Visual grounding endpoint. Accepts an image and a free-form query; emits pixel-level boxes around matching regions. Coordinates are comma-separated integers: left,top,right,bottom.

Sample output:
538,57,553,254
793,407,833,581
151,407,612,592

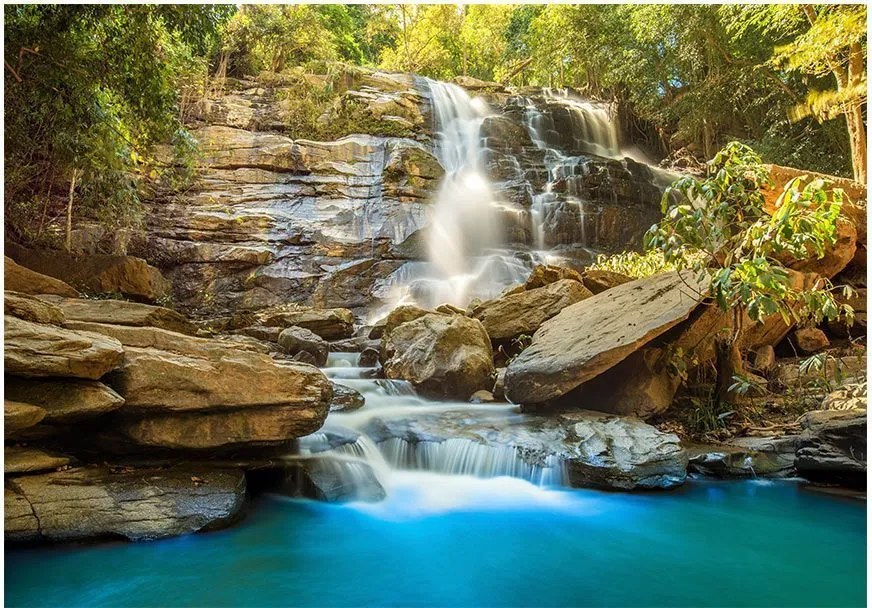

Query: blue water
5,476,866,608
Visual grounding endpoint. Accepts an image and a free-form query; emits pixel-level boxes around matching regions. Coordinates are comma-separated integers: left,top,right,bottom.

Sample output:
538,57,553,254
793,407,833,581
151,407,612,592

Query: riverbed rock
4,257,78,297
4,291,65,325
4,316,124,380
5,466,246,542
279,458,386,503
4,378,125,422
4,447,71,475
5,401,47,437
687,436,799,478
359,347,380,368
109,347,331,413
795,409,866,485
329,383,365,413
6,247,171,303
381,313,494,400
362,408,687,490
522,264,584,290
505,270,708,405
373,304,430,339
40,297,197,335
278,326,329,366
250,304,355,340
471,279,592,341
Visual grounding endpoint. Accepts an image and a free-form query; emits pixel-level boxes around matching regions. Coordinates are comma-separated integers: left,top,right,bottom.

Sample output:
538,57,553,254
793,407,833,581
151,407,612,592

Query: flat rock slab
796,409,866,484
4,316,124,380
4,401,47,437
4,257,78,297
4,378,124,422
5,466,246,543
505,270,708,404
5,447,71,475
39,297,197,335
5,291,65,325
361,407,687,490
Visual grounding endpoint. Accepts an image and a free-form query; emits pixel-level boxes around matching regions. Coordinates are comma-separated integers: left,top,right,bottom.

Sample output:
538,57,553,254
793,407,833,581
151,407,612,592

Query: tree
645,142,853,404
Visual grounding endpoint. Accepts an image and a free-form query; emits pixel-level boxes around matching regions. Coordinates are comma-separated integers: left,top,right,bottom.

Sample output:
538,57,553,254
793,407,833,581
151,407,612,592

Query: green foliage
4,4,232,244
645,141,851,327
588,249,690,279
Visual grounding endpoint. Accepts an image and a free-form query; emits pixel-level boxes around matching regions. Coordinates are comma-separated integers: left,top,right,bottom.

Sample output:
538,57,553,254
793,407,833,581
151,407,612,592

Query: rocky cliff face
133,68,666,319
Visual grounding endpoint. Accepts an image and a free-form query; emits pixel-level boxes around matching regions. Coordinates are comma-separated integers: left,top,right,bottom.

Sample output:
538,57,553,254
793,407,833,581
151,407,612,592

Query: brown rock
377,305,430,341
580,269,633,294
523,265,584,290
4,316,124,379
277,326,329,366
793,327,831,354
505,271,708,405
4,377,124,422
4,446,71,475
4,257,78,297
753,345,776,374
42,297,197,335
382,313,494,399
472,279,593,341
783,218,857,279
4,291,65,325
4,401,46,437
254,304,355,340
827,287,867,338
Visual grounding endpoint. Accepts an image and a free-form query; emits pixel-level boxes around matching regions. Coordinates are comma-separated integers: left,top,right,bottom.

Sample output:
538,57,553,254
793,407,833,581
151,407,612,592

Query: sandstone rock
435,303,466,315
381,313,494,400
793,327,830,354
278,326,329,366
292,351,319,365
5,466,246,542
469,390,495,404
7,247,170,302
580,269,633,294
375,304,430,340
827,287,867,338
492,368,507,400
119,404,329,451
557,348,680,418
4,447,71,475
784,218,857,279
109,347,331,413
254,304,355,340
523,264,584,290
4,401,46,437
795,409,866,485
4,257,78,297
4,291,64,325
330,383,365,413
753,345,776,374
687,436,798,478
4,316,124,380
233,325,283,343
41,297,197,335
506,271,708,405
773,355,866,388
4,378,124,422
363,408,687,490
471,279,592,341
359,347,380,368
821,382,866,412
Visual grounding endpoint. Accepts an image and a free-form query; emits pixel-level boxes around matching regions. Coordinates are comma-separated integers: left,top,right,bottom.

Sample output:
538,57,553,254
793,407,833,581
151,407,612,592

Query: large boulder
362,408,687,490
4,257,78,297
4,316,124,380
471,279,592,341
505,271,708,405
5,466,245,542
277,326,329,366
4,378,124,422
249,304,355,340
795,409,866,486
40,297,197,335
380,313,494,400
6,247,171,303
278,458,386,503
4,401,46,437
4,291,65,325
522,265,584,290
370,304,430,339
329,383,365,413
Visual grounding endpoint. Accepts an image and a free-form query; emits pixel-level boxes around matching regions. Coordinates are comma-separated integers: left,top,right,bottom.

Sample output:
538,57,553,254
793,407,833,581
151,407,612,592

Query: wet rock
5,378,124,422
687,436,798,478
363,408,687,490
4,291,65,325
279,458,386,503
506,270,708,405
4,257,78,297
41,297,197,335
795,409,866,485
278,326,329,366
5,401,47,437
793,327,830,354
330,384,365,413
5,316,124,380
4,447,71,475
492,368,507,400
6,247,170,303
471,279,592,341
359,347,380,368
580,269,633,294
381,313,494,400
292,351,319,365
5,466,246,542
470,390,495,403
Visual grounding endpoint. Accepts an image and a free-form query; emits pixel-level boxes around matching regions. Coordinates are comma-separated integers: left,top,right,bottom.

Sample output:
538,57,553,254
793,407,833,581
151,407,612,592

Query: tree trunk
65,169,79,253
714,335,743,407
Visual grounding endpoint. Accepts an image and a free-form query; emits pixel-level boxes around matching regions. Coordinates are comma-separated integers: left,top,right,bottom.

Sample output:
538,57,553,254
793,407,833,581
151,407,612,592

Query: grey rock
278,326,329,366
